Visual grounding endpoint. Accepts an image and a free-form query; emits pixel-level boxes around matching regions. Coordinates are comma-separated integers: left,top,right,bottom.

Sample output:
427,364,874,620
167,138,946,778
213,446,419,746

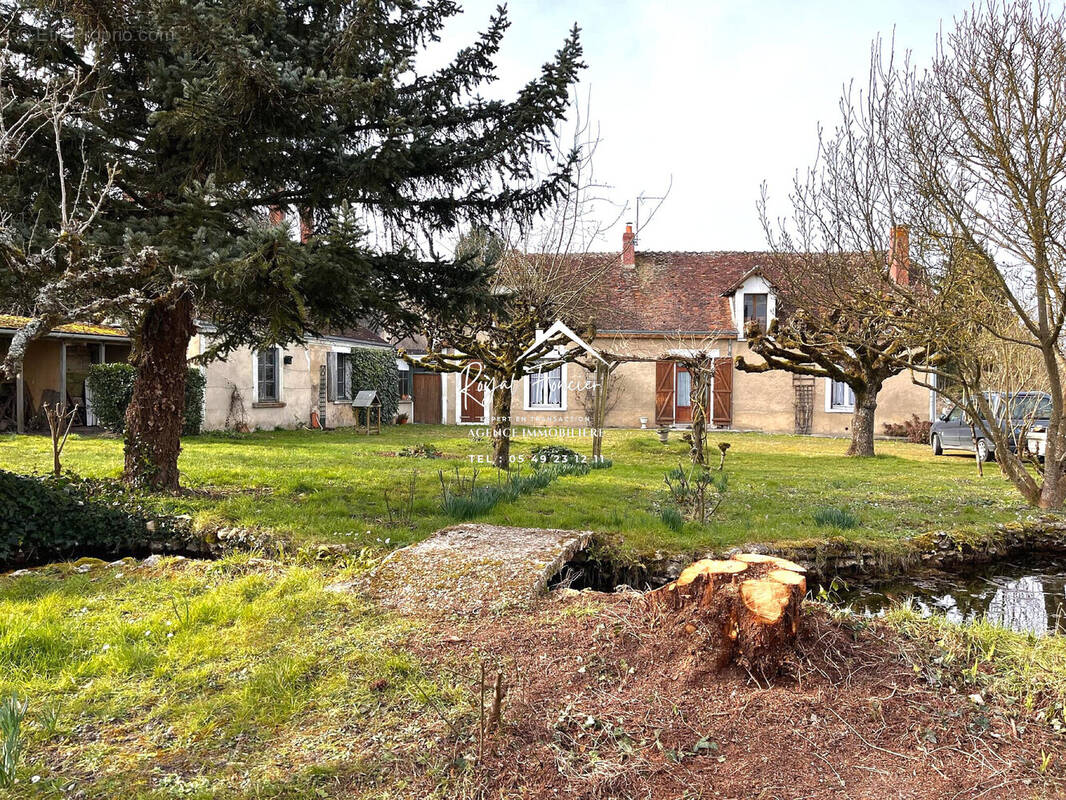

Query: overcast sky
429,0,979,252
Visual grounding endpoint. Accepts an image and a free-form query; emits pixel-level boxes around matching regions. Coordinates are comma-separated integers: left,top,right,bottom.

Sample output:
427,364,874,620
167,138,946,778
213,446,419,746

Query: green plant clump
86,364,206,435
813,506,860,529
0,693,26,788
0,471,172,565
659,506,684,532
398,442,443,459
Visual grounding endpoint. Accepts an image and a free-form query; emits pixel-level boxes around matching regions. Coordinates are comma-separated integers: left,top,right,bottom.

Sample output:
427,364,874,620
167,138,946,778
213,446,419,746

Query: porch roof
0,314,129,341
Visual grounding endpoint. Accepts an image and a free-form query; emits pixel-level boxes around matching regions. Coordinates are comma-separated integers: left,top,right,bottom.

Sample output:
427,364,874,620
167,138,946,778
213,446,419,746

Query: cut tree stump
645,553,807,677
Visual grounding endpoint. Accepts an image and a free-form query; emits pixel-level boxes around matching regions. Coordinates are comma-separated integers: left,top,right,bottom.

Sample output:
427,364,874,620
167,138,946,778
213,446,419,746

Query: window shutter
655,361,675,425
326,352,336,402
712,358,733,427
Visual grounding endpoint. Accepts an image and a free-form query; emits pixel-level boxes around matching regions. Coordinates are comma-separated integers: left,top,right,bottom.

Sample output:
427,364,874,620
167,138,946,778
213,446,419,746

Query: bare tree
740,61,925,456
409,100,625,468
887,2,1066,508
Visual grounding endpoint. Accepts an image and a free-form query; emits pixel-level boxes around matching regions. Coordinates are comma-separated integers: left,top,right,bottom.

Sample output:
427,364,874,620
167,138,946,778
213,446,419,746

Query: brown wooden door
460,364,485,423
674,365,692,423
412,373,442,424
655,361,675,425
712,358,733,427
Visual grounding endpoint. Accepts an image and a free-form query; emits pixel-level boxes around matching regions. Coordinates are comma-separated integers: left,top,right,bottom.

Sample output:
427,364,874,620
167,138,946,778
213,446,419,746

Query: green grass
0,554,468,798
0,426,1037,556
884,606,1066,732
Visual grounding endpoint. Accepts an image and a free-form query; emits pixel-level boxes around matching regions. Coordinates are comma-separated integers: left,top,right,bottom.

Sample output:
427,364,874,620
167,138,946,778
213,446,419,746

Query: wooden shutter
655,361,675,425
712,357,733,427
326,352,336,402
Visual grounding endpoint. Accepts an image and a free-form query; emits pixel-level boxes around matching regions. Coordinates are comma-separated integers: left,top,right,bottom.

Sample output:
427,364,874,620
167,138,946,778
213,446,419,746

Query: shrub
882,414,933,444
0,471,175,566
86,364,206,435
813,506,859,530
349,348,399,424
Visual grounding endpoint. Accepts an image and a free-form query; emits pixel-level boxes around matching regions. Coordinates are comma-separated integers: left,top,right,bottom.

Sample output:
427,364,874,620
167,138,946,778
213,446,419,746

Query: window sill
252,401,286,409
525,405,565,412
826,406,854,414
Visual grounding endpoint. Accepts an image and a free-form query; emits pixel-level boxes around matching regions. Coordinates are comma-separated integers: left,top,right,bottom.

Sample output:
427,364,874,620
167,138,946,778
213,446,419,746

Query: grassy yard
0,425,1038,557
1,556,1064,798
0,554,463,799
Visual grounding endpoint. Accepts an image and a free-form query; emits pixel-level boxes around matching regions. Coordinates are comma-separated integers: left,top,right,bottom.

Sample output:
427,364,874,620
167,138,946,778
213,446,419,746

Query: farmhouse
1,228,931,438
411,226,933,436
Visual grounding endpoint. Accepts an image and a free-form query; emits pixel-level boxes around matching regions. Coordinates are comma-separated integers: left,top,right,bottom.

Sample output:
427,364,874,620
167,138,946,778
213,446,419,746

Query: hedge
350,347,399,423
0,471,168,566
86,364,206,435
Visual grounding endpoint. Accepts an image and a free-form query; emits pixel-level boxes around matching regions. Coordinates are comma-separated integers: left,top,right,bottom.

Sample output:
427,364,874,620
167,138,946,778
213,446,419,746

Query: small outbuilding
352,390,382,434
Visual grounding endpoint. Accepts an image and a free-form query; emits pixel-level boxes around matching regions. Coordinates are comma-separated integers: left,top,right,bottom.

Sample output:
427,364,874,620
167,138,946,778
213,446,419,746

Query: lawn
0,425,1038,558
0,554,464,799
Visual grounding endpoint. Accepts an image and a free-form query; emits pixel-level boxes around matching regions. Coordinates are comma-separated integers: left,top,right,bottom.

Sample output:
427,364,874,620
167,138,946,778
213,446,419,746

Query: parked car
930,391,1052,462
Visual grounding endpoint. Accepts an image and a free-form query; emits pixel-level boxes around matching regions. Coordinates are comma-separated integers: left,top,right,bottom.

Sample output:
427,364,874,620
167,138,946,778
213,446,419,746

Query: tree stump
646,553,807,678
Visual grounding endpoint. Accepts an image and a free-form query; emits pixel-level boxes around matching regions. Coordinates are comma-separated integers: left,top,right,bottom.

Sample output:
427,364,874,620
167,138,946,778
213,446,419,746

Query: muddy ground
408,591,1065,800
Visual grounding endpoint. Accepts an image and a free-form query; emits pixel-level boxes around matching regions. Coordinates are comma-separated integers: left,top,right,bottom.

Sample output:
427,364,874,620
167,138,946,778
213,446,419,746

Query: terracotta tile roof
0,314,128,338
593,251,777,335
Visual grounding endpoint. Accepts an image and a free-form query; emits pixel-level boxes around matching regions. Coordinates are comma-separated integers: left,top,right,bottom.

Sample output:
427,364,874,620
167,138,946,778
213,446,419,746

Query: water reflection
834,556,1066,636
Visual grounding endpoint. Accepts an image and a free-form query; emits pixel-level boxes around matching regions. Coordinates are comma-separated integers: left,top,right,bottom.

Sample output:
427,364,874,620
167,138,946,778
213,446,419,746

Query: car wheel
976,439,991,463
931,434,943,456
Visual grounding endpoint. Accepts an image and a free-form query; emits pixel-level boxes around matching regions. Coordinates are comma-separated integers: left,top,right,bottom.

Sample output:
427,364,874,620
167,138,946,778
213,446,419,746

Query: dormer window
743,293,768,333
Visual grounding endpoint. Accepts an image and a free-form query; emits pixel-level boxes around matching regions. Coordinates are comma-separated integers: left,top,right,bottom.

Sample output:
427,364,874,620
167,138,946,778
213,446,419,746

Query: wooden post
59,342,67,408
15,369,24,434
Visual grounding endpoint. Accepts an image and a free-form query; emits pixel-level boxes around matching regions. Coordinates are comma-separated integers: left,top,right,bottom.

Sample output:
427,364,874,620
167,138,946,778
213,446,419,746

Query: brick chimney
268,206,284,226
889,224,910,286
299,208,313,244
621,222,635,266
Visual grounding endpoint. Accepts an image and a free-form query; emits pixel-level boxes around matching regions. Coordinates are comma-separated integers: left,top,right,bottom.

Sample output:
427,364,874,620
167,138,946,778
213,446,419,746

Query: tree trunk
688,360,712,466
1038,457,1066,510
123,293,195,490
846,386,878,457
491,384,512,470
591,362,609,461
646,553,807,678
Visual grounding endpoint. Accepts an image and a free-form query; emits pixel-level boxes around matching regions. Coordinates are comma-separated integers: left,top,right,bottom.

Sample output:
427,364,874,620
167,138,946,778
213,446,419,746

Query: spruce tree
0,0,583,488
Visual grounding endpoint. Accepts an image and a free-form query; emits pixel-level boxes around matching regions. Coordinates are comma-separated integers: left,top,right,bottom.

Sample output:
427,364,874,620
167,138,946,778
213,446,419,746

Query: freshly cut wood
648,559,748,613
646,552,808,677
730,553,807,574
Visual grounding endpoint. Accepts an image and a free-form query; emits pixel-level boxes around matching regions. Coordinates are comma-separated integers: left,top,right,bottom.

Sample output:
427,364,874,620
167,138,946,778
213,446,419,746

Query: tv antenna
633,179,672,243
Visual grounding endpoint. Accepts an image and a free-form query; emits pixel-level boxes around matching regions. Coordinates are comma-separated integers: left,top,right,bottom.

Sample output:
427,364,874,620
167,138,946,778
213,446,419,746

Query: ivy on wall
350,348,399,423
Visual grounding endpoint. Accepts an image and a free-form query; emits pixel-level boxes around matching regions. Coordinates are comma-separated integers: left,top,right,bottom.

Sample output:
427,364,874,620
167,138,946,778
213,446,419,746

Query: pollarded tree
410,228,615,469
739,38,927,458
0,0,584,489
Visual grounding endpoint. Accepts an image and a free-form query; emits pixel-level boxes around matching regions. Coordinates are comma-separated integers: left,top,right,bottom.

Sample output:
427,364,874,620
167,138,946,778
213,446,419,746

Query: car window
1008,395,1052,420
948,406,966,423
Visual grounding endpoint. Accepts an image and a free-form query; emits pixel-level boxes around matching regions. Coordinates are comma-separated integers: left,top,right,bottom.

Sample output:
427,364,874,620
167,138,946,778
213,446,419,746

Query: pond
832,554,1066,636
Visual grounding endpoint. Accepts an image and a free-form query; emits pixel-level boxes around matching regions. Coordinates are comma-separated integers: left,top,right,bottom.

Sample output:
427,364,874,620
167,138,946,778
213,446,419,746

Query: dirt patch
413,592,1064,800
351,524,592,615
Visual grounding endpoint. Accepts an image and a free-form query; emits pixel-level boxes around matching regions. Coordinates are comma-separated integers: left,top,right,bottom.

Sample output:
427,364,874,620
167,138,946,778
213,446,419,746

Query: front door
412,373,442,424
674,365,693,424
460,364,485,423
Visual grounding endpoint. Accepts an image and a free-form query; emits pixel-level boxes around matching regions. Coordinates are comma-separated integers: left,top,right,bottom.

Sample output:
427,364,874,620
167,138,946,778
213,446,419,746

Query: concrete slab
353,524,592,615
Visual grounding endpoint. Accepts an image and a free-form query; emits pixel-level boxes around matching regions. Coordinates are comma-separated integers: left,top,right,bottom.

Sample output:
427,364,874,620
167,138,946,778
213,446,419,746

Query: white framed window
336,353,352,401
825,378,855,412
327,350,353,403
525,363,566,410
253,349,279,403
